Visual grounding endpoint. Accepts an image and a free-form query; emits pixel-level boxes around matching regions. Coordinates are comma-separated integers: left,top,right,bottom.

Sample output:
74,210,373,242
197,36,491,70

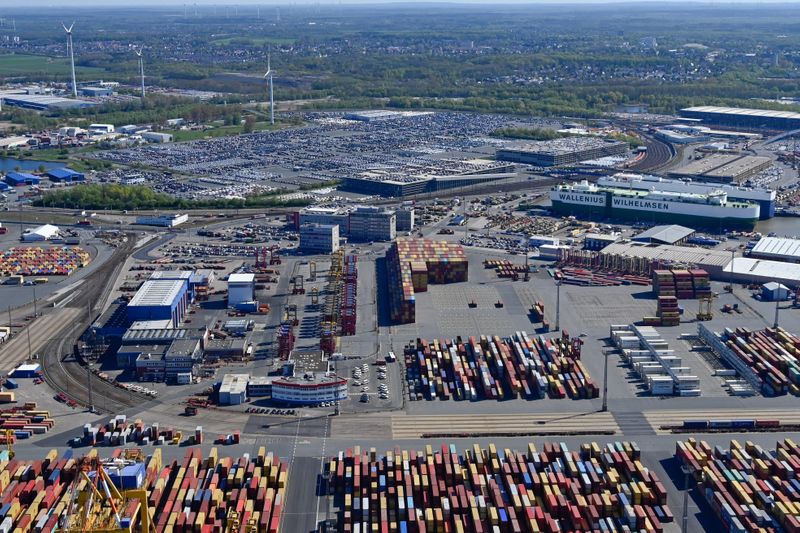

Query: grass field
0,54,104,76
164,122,275,142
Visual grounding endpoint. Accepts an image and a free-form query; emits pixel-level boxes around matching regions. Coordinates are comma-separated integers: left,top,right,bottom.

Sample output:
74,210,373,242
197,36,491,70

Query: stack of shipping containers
0,446,288,532
327,441,673,533
277,322,295,360
676,438,800,532
340,255,358,336
0,246,91,276
718,327,800,396
406,330,598,401
388,239,468,324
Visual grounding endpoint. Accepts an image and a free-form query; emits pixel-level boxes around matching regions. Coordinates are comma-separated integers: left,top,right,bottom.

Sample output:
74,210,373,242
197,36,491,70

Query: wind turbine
134,46,145,99
62,22,77,98
264,53,274,125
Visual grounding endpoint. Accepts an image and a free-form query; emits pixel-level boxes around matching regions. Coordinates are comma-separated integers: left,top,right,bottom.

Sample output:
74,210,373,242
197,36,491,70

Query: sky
14,0,800,5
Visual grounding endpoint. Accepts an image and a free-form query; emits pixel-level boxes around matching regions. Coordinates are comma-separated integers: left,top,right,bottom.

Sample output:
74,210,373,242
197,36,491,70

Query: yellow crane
4,429,14,459
61,457,153,533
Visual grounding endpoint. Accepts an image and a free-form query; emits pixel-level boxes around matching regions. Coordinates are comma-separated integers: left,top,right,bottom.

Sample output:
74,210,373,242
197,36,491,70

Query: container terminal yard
0,112,799,532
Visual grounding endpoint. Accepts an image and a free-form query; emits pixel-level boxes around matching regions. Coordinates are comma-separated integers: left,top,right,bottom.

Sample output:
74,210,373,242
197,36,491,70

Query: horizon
10,0,800,6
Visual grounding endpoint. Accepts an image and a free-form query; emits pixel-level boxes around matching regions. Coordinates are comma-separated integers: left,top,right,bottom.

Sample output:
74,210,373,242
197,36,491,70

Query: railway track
627,136,675,172
40,235,153,414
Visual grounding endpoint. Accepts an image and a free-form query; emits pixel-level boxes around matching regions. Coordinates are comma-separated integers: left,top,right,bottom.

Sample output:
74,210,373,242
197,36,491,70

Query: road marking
314,415,331,529
391,411,619,438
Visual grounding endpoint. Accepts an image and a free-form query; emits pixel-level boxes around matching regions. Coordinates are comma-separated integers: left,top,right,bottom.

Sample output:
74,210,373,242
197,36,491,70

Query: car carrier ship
597,172,776,219
550,180,760,229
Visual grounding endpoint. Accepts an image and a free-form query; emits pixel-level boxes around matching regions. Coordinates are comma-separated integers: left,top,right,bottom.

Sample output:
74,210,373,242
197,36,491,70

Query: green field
164,122,276,142
0,54,104,77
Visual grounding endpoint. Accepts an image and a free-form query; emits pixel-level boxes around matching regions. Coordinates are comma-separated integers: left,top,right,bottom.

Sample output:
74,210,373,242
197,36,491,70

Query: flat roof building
127,279,189,327
584,233,620,251
680,106,800,130
5,172,40,187
496,138,628,167
396,207,415,232
227,273,255,307
667,154,772,184
299,224,340,254
219,373,249,405
135,213,188,227
1,94,96,111
349,206,396,242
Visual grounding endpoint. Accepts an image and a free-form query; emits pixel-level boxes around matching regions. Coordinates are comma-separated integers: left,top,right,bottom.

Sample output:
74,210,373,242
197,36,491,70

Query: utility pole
6,307,11,330
25,323,32,361
32,285,37,317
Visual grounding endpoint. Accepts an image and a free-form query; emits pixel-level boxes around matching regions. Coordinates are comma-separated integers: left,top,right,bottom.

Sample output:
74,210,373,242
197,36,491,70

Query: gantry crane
4,429,14,459
309,261,317,282
60,457,153,533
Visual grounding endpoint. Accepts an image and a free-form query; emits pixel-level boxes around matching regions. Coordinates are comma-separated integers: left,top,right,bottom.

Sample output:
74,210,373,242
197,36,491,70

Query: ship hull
550,194,758,230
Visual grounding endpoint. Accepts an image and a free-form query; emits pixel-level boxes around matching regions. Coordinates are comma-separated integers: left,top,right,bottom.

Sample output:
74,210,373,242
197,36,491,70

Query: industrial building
342,170,516,198
5,172,40,187
349,206,396,242
666,154,772,184
46,168,85,182
583,233,620,251
597,241,800,286
396,207,415,232
88,123,115,134
496,138,628,167
0,94,96,111
748,237,800,263
299,224,340,254
343,110,410,122
21,224,59,242
290,207,350,233
127,279,190,327
227,273,255,307
680,106,800,130
140,132,173,143
631,225,695,246
135,213,188,227
81,87,113,97
218,374,249,405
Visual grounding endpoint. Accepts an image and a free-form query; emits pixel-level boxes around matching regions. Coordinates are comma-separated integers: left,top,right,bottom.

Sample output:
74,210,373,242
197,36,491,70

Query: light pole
32,285,37,317
87,363,95,414
774,293,781,329
728,248,735,293
602,348,610,412
681,465,692,533
555,278,562,332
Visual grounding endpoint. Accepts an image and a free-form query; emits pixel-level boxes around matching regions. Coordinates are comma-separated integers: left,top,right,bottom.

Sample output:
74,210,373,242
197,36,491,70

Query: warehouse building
632,225,695,246
46,168,85,182
680,106,800,130
342,169,516,198
722,258,800,287
349,206,396,242
762,282,791,302
218,373,249,405
748,237,800,263
164,338,201,380
127,279,189,327
5,172,40,186
1,94,96,111
135,214,188,227
204,338,247,361
81,87,113,97
299,224,340,254
288,207,350,233
227,273,255,307
21,224,60,242
667,154,772,184
141,132,173,143
123,344,168,370
496,138,628,167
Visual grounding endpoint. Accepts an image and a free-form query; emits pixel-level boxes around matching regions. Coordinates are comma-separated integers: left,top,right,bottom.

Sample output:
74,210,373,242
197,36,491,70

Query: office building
299,224,340,254
349,207,396,242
